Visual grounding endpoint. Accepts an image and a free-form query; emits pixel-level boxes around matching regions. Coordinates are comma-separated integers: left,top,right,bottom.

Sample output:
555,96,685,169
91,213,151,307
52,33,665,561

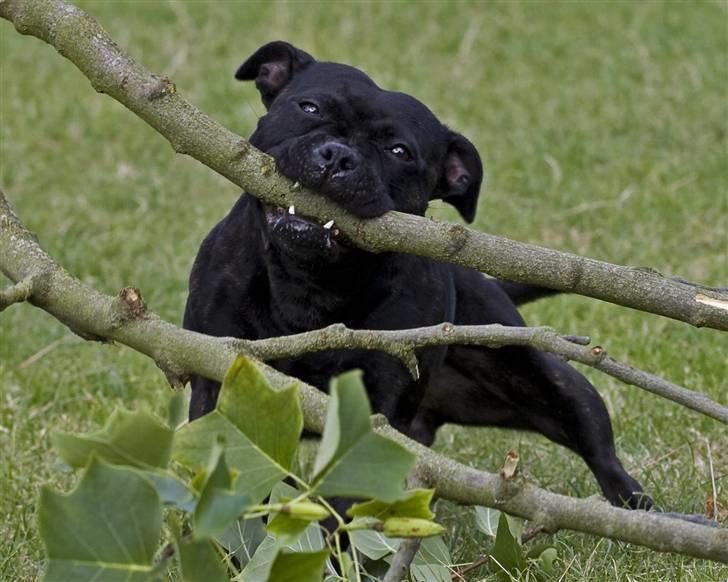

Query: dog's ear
433,132,483,223
235,41,315,108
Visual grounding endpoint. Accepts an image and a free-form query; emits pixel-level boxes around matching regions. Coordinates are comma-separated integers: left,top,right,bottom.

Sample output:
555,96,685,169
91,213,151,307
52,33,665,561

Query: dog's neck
265,249,383,332
262,231,385,334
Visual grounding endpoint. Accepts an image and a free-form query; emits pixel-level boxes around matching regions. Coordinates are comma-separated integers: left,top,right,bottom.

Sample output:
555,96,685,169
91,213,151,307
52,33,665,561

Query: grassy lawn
1,0,726,580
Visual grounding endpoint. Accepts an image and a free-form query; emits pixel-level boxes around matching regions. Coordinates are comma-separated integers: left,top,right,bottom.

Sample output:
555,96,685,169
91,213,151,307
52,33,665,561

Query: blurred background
1,1,726,579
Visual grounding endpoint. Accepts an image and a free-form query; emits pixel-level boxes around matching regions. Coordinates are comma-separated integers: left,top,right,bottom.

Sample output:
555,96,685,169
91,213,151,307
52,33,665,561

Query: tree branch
238,323,728,424
383,538,422,582
382,474,427,581
0,277,33,312
2,0,727,565
2,192,727,563
1,0,727,331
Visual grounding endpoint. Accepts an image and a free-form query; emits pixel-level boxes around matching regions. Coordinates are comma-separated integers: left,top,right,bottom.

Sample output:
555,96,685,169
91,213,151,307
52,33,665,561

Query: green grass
1,0,727,579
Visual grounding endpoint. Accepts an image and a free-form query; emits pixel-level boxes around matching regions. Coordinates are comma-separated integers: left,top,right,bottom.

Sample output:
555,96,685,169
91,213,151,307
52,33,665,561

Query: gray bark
1,0,727,565
1,190,727,562
240,323,728,424
1,0,727,331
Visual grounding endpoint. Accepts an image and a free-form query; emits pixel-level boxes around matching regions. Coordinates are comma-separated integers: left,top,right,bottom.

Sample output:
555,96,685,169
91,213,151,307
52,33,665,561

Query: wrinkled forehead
285,62,446,139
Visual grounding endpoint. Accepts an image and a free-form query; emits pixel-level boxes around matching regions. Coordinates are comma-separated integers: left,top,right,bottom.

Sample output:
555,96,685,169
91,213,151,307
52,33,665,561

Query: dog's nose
313,142,359,174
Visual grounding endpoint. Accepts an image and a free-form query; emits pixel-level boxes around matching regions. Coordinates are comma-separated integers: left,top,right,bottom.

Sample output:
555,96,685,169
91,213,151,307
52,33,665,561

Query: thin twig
521,524,546,544
456,555,489,577
382,474,427,582
2,0,727,331
1,191,727,562
706,440,718,522
235,323,728,425
383,539,422,582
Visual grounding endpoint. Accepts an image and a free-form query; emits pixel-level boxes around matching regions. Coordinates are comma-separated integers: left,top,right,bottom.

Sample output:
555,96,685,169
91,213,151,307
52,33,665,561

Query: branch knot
113,286,147,323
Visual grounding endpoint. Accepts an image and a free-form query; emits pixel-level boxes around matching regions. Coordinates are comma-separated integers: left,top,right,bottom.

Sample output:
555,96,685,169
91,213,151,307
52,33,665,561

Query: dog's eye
388,144,413,161
299,101,319,115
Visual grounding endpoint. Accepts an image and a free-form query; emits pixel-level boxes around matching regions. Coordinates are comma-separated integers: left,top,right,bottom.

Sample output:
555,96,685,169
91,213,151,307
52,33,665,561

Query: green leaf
194,441,251,539
311,371,415,501
238,517,326,581
177,539,228,582
174,356,302,503
269,480,300,504
167,390,187,429
337,552,355,581
216,517,267,569
51,408,194,511
267,550,329,582
349,531,451,581
352,557,392,581
52,409,173,470
527,544,559,577
503,513,524,541
410,536,452,582
39,458,162,582
218,356,302,469
349,528,400,560
314,370,371,475
236,535,280,582
142,470,196,511
473,506,501,537
266,482,328,541
489,513,526,581
266,511,316,543
283,517,326,553
348,489,435,520
536,547,558,575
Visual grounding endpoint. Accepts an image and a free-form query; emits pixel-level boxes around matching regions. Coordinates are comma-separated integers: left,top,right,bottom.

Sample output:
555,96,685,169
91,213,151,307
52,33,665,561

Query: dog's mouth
263,204,345,258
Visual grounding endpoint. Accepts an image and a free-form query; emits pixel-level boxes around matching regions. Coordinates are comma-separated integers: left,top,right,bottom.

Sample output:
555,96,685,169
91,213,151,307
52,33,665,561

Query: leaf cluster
38,357,453,581
472,506,558,580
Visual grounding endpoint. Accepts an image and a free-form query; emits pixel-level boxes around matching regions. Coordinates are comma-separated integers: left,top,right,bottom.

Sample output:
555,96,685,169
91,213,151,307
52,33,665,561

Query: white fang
288,205,295,215
323,220,335,229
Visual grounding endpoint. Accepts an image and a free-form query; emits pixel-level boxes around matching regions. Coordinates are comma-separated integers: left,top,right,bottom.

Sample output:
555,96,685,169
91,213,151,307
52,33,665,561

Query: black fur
184,42,650,510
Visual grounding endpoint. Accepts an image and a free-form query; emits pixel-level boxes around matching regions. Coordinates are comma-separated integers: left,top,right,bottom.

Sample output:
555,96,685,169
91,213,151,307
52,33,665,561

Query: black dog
184,41,649,510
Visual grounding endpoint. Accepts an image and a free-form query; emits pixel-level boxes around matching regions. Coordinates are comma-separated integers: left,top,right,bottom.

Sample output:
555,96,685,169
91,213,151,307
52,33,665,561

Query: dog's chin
264,205,345,262
276,153,395,219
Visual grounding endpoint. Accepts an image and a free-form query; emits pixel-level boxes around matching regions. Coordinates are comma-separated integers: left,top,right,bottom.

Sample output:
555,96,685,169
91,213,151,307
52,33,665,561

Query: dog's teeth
323,220,335,230
288,205,295,215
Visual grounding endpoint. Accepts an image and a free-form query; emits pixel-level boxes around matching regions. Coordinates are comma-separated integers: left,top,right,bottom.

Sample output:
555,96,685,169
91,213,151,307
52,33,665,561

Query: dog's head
236,41,483,261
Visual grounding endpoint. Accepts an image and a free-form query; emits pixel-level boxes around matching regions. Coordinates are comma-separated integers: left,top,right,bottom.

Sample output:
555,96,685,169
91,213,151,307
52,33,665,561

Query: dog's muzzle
277,136,394,219
264,204,344,259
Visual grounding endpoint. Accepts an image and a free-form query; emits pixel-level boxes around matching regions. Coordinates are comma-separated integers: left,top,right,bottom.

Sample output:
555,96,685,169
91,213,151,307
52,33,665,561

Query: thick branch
1,0,727,331
238,323,728,424
2,193,727,563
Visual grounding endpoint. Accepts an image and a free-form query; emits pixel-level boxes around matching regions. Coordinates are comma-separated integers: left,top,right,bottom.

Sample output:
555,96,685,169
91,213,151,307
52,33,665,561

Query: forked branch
1,0,727,331
237,323,728,424
1,191,727,562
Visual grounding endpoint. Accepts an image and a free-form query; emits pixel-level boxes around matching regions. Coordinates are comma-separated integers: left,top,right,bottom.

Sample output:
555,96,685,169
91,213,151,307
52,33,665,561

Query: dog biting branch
237,323,728,424
2,0,728,571
1,189,727,563
2,0,727,332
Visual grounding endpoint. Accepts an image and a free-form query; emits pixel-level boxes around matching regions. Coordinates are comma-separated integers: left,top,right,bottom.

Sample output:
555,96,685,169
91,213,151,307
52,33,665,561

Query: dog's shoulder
184,195,265,332
449,265,527,327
